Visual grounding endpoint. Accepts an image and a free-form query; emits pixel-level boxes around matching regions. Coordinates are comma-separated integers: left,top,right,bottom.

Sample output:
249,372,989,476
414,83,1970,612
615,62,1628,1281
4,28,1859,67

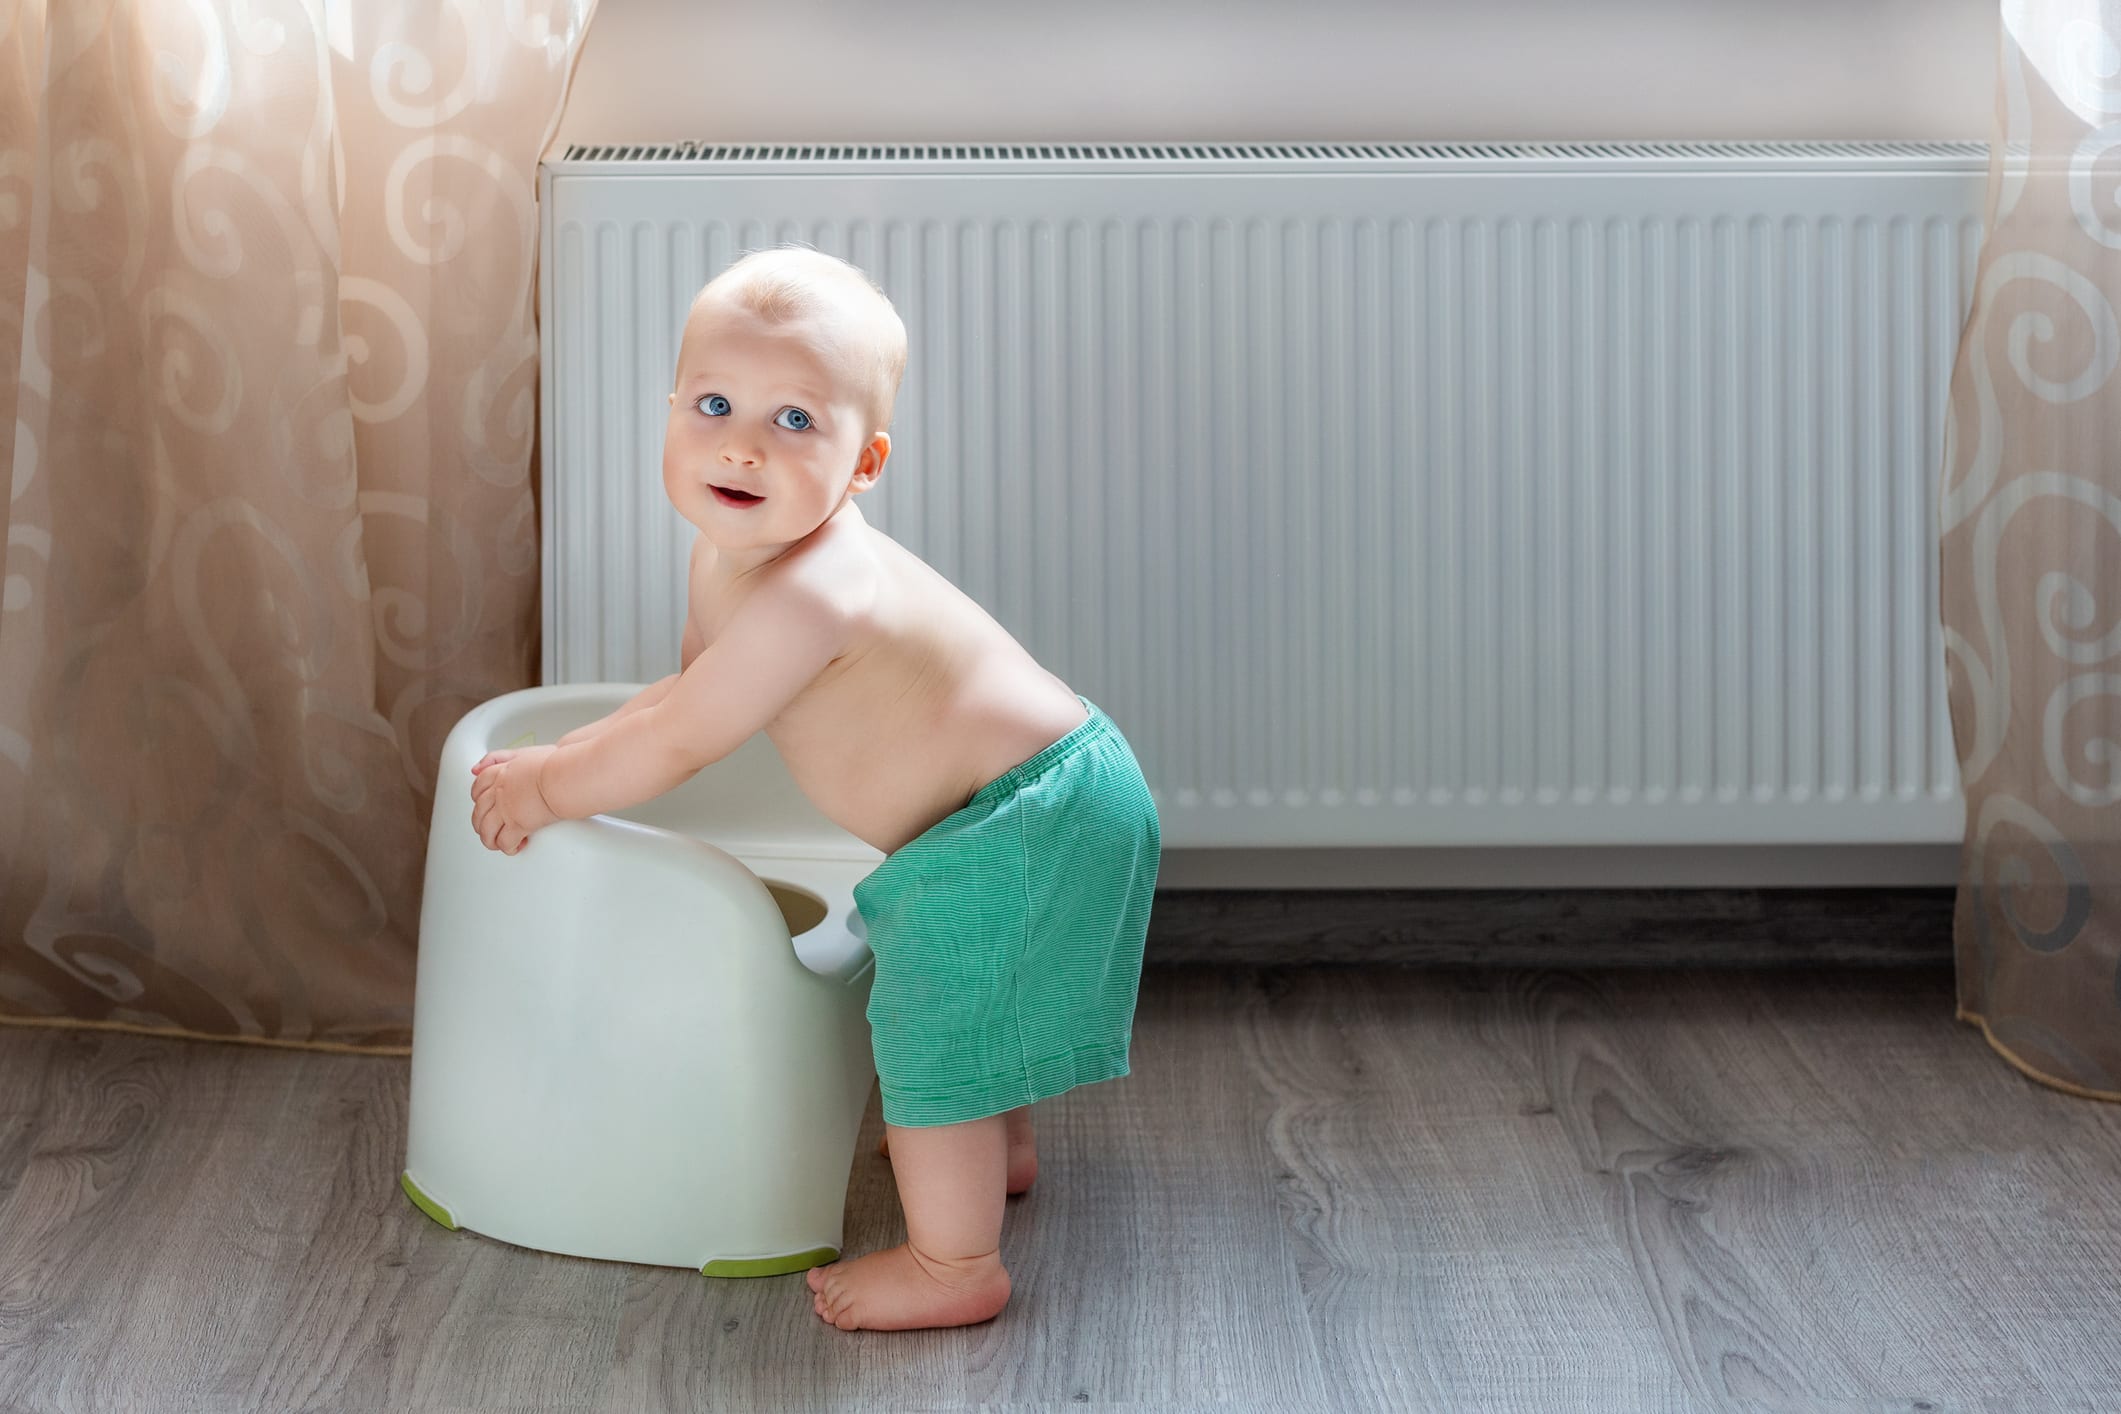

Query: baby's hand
469,744,561,854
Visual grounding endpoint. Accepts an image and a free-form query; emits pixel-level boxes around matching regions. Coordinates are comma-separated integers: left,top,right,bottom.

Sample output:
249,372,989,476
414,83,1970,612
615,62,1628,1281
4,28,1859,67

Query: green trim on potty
702,1247,838,1278
506,731,536,748
399,1171,458,1230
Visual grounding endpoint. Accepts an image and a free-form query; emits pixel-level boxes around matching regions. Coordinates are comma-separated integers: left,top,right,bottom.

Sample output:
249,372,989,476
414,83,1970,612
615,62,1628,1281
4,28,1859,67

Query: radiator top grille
554,139,1987,171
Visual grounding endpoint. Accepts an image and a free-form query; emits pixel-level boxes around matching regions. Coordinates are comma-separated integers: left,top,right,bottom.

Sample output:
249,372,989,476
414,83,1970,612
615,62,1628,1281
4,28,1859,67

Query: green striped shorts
852,697,1161,1128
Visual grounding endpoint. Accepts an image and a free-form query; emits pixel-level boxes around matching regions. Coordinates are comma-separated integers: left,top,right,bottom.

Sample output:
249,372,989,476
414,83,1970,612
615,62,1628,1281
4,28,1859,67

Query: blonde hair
690,245,908,436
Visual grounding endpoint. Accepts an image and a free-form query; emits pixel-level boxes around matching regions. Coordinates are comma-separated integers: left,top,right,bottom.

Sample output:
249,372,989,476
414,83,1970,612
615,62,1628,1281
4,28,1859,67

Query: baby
467,245,1160,1331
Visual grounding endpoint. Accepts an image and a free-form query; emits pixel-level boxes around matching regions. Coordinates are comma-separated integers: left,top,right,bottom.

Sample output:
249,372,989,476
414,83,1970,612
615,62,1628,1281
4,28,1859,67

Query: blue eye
776,407,812,431
697,394,730,416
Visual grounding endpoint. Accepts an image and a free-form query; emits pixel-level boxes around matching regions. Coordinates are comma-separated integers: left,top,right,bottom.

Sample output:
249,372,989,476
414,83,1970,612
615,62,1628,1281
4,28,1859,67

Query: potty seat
401,684,881,1276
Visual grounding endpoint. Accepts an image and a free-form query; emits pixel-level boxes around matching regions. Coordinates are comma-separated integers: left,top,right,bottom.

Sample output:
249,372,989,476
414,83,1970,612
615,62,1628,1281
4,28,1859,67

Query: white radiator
538,140,1986,850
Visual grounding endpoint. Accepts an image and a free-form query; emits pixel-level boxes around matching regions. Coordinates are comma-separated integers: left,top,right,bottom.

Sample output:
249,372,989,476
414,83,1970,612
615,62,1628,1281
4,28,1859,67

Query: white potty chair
401,683,883,1277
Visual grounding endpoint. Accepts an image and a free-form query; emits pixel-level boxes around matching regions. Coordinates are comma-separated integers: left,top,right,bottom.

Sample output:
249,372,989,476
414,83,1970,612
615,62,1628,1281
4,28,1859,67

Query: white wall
557,0,1997,151
554,0,1987,889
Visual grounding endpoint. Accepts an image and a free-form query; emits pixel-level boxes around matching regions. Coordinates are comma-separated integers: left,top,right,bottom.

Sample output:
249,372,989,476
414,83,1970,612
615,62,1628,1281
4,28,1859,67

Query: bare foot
805,1244,1010,1331
879,1119,1037,1194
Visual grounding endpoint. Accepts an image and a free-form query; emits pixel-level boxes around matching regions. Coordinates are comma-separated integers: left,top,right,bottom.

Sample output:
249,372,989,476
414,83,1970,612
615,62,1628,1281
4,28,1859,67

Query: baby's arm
555,675,676,746
553,610,708,746
535,573,852,821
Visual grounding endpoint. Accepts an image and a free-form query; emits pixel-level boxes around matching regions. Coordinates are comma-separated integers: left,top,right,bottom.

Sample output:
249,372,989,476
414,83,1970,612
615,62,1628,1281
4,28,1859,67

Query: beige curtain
0,1,596,1053
1944,0,2121,1099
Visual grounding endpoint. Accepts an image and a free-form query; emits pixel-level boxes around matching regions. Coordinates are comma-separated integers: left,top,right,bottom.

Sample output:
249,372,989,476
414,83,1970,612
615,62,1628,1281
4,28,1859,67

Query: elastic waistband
968,696,1117,810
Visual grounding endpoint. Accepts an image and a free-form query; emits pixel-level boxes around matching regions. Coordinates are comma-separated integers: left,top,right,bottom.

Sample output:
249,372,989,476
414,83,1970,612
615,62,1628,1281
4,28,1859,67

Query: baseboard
1144,887,1956,967
1152,844,1962,889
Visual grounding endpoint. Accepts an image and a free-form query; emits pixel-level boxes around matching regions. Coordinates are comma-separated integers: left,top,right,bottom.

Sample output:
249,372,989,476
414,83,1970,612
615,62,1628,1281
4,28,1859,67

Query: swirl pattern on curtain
0,0,596,1052
1944,0,2121,1099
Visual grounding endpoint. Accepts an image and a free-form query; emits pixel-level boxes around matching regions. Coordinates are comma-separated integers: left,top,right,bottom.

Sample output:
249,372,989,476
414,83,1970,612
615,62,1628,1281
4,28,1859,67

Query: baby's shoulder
770,513,887,619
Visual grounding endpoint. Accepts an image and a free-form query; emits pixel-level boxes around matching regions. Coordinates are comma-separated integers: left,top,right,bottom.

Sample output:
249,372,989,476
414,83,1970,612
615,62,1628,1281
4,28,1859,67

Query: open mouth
711,485,764,508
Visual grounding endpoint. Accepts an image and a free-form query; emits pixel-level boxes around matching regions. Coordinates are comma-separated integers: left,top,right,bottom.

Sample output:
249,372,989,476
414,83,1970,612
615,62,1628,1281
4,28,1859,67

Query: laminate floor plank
1743,971,2121,1410
3,963,2117,1414
1238,966,1699,1413
0,1032,344,1413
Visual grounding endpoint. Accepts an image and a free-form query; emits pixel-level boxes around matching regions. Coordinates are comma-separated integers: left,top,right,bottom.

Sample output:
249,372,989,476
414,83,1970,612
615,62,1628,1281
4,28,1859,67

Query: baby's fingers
471,749,519,775
473,795,507,851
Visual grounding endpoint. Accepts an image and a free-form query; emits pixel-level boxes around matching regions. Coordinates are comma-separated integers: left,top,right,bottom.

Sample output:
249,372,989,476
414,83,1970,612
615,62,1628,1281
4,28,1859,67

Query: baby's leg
809,1115,1012,1331
878,1103,1038,1193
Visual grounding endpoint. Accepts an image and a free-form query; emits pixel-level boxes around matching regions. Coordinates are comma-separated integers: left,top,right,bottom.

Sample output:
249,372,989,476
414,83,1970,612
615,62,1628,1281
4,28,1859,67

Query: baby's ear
667,392,676,406
859,432,891,484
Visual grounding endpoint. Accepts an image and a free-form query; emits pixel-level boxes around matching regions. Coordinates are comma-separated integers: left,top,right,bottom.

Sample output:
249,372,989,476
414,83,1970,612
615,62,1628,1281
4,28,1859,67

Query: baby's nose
721,443,762,467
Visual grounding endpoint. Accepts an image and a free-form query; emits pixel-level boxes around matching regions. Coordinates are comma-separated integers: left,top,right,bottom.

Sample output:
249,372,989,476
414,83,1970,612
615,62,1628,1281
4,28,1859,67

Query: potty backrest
608,730,878,863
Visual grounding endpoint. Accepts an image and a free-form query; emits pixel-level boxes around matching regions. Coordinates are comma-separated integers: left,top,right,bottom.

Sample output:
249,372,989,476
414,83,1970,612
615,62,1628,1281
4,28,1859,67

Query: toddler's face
663,297,885,553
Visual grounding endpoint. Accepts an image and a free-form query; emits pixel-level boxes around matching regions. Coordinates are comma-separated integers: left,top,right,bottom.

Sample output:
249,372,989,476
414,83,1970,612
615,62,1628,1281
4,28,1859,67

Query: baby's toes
806,1265,829,1294
815,1278,854,1324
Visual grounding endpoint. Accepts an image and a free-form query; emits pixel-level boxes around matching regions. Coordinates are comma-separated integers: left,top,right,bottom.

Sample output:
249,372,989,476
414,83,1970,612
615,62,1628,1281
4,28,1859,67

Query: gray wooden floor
2,962,2116,1413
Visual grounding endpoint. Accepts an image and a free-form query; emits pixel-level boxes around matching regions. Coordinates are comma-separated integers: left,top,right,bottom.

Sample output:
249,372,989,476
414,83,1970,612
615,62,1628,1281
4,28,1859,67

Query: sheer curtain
1943,0,2121,1098
0,0,596,1052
